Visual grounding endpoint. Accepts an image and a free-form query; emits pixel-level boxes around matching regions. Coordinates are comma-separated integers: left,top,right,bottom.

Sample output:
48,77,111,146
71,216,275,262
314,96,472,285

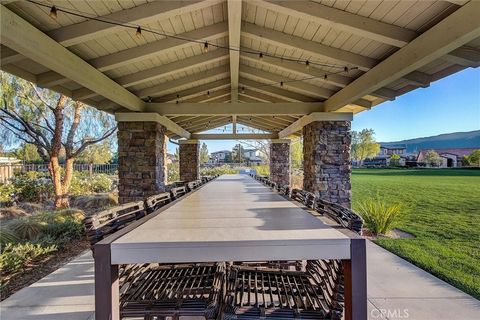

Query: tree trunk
49,156,69,209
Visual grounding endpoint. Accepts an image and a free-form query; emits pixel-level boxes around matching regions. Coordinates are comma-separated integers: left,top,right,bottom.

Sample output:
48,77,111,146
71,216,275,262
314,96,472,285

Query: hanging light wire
27,0,352,70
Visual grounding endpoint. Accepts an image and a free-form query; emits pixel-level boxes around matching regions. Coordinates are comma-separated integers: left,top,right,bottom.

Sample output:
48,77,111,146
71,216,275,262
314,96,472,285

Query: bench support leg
95,243,119,320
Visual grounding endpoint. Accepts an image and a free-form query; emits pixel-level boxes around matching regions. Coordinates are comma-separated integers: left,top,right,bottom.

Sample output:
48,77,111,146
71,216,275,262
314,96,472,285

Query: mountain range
381,130,480,153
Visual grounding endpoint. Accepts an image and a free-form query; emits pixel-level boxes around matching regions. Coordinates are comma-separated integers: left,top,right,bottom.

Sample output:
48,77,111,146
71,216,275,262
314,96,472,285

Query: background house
243,149,263,165
417,148,476,167
210,150,232,165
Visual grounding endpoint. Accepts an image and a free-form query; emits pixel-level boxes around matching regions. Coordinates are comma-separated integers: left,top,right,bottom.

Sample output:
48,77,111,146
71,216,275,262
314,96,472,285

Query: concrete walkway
1,242,479,320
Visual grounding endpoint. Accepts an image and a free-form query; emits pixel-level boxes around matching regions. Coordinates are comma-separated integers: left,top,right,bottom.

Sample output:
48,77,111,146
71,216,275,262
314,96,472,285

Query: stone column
179,140,200,182
117,122,166,204
303,121,352,208
269,139,291,187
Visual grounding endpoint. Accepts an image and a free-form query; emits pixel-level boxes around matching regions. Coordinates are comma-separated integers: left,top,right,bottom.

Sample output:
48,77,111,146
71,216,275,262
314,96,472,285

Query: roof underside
1,0,479,139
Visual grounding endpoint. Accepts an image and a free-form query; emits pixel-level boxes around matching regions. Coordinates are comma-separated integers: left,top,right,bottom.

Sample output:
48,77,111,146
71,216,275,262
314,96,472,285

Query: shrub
42,220,84,245
70,172,114,195
36,208,85,224
167,163,179,183
11,172,53,202
254,164,270,176
6,218,43,241
356,198,402,235
200,165,239,176
0,227,20,247
0,183,16,205
90,174,113,193
0,242,57,274
0,206,27,221
71,194,117,211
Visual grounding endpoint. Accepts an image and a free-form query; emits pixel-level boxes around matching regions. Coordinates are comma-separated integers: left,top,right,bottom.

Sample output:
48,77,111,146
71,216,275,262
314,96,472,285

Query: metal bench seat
83,201,146,247
291,189,316,209
119,263,225,319
145,192,172,214
223,261,344,320
315,199,363,234
170,186,188,200
276,184,290,197
187,180,202,191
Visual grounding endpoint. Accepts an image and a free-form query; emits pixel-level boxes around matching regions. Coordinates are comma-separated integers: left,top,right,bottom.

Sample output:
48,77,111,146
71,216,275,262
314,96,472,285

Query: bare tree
1,72,116,208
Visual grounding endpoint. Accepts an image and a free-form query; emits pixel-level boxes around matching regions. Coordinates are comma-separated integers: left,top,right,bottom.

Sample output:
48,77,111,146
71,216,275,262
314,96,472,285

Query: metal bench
145,192,172,214
120,262,225,320
315,199,363,234
170,186,188,200
83,201,146,247
223,261,344,320
187,180,202,191
291,189,316,209
277,184,291,197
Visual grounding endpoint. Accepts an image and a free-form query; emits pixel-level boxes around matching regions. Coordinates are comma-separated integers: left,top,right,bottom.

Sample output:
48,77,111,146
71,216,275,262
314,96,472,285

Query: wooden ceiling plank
136,65,230,98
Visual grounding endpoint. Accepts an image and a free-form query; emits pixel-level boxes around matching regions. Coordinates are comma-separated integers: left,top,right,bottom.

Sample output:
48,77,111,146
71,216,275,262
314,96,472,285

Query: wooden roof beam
239,77,317,102
242,22,376,71
324,0,480,112
279,112,353,138
258,0,416,48
48,0,223,47
227,0,242,102
135,65,230,99
152,78,230,103
144,102,325,115
115,113,190,139
191,133,278,140
0,6,144,112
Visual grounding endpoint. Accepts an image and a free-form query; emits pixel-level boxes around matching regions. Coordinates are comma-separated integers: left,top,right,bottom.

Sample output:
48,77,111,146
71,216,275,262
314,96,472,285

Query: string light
305,60,310,70
49,5,57,18
324,74,328,80
280,81,284,88
344,66,349,73
136,26,142,37
30,0,353,71
204,41,209,53
207,90,210,96
241,86,245,94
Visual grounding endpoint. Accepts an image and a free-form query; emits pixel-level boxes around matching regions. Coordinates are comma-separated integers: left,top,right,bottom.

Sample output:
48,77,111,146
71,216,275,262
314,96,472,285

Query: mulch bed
0,239,90,301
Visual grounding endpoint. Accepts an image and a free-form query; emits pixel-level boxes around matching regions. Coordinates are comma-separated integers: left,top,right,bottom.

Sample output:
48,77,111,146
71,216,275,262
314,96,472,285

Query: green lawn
351,168,480,299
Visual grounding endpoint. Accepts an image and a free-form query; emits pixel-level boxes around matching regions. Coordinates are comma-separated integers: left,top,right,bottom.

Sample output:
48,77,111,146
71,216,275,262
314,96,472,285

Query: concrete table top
111,174,351,264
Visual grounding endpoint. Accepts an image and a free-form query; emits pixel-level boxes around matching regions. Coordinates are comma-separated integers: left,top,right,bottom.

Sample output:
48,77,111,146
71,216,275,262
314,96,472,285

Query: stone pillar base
269,139,291,187
179,140,200,182
117,122,166,204
303,121,351,208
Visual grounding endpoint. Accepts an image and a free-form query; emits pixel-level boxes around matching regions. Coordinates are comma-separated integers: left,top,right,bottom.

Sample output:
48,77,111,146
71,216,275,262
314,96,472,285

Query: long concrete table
95,174,367,320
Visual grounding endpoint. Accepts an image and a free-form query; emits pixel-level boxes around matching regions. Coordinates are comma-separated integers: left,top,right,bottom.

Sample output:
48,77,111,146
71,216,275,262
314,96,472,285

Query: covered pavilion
1,0,479,205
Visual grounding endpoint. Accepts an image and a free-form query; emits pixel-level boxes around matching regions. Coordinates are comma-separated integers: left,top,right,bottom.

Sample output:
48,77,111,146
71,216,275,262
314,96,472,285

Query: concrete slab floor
1,242,479,320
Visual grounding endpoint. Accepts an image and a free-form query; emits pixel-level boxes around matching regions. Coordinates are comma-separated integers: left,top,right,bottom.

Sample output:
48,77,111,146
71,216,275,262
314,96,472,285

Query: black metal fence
0,163,118,184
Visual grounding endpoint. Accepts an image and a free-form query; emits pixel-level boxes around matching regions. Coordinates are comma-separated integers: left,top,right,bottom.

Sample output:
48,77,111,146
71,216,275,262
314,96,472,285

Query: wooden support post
343,237,367,320
94,243,119,320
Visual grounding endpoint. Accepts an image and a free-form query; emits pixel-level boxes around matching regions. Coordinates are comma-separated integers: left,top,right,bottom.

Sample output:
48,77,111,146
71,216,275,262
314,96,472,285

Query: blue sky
168,68,480,153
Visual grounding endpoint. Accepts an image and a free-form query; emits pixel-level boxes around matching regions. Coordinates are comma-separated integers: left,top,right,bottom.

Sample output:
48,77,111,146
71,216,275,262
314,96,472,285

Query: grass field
351,168,480,299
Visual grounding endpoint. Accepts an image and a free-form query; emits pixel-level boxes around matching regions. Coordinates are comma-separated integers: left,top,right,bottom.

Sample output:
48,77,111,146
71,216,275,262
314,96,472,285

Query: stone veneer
117,122,166,204
179,141,200,182
269,140,291,187
303,121,352,208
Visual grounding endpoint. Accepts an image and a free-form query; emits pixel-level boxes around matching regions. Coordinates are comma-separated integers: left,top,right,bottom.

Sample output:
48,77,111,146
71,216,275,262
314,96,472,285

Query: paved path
2,242,478,320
